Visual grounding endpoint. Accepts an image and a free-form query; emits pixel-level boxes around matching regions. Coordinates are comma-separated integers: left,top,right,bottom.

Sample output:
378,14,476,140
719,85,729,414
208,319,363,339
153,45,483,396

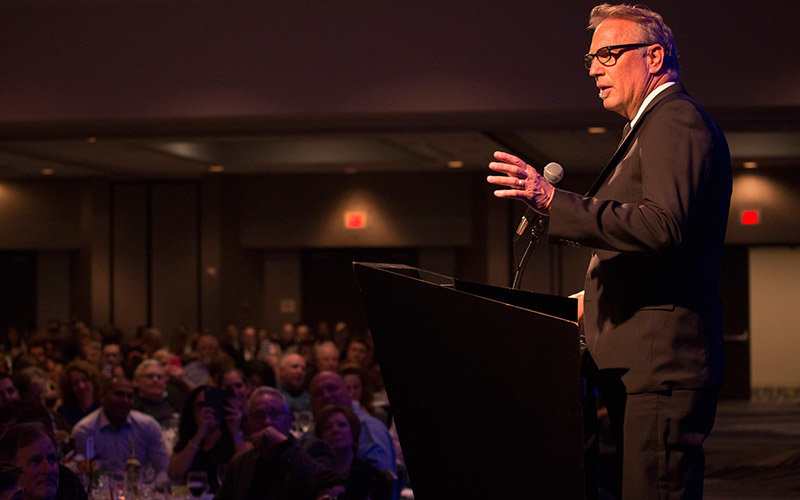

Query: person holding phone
167,385,246,492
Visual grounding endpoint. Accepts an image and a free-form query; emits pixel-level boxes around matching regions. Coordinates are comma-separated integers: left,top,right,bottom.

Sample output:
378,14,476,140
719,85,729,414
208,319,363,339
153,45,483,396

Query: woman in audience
167,385,246,493
56,360,102,428
315,405,393,500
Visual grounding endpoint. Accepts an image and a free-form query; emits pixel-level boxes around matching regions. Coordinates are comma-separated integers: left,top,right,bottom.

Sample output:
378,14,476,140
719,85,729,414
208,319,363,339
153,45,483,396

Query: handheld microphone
514,162,564,237
512,162,564,289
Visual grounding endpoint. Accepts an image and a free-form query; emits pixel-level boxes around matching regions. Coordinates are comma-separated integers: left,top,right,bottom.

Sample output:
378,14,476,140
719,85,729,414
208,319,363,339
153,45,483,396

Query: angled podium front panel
353,262,583,500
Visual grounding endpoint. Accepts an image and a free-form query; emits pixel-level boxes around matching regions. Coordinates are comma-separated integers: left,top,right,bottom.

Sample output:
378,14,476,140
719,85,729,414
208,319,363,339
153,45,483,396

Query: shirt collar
630,81,677,128
98,409,132,430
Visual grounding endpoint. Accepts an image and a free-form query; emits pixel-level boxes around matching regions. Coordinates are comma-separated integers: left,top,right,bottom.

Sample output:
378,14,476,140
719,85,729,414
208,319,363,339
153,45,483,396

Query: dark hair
174,385,230,453
59,360,103,409
0,400,53,433
314,404,361,452
0,422,54,463
242,359,276,388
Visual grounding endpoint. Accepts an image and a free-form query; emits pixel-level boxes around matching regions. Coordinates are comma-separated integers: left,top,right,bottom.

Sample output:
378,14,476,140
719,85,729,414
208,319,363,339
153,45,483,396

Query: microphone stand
511,209,549,290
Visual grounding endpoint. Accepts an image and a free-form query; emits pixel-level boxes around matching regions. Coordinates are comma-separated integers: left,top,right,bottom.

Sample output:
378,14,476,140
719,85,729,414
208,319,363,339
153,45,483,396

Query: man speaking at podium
488,4,732,499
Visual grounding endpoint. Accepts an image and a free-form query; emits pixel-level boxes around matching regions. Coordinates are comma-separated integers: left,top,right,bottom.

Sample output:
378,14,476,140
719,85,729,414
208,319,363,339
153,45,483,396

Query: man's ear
646,44,665,74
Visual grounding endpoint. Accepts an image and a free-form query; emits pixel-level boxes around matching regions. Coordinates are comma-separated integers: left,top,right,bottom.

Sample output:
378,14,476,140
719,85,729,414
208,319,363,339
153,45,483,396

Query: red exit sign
741,210,760,225
344,211,367,229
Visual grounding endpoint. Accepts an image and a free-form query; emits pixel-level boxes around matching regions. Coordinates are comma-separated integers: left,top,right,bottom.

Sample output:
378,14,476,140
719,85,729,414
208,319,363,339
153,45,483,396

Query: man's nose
587,57,604,77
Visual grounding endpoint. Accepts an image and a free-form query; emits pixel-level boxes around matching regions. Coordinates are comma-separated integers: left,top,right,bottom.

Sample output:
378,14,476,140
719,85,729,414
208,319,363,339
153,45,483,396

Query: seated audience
315,405,393,500
56,361,102,429
168,385,246,493
276,354,311,414
0,422,87,500
71,376,169,486
215,386,337,500
309,372,396,478
132,360,184,428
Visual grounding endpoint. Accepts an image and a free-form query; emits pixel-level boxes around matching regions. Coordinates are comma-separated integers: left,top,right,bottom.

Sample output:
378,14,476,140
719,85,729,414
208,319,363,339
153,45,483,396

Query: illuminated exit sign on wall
741,209,760,225
344,211,367,229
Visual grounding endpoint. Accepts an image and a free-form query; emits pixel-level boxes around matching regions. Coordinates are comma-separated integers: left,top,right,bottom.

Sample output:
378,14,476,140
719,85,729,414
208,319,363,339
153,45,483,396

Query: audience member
77,342,102,371
295,324,312,345
71,377,169,486
296,340,315,371
168,385,246,493
242,360,276,391
100,344,123,379
0,374,19,410
342,338,369,368
239,327,260,366
183,335,220,388
220,324,242,367
338,364,386,423
314,405,393,500
131,327,162,360
278,323,296,351
56,361,102,429
215,386,336,500
0,422,87,500
332,323,350,352
315,342,340,375
132,360,183,428
276,354,311,414
121,345,145,381
217,368,250,432
257,338,281,370
309,372,396,478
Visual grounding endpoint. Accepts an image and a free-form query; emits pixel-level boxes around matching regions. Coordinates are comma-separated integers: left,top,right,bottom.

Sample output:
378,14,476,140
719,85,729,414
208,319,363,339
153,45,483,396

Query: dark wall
2,1,797,125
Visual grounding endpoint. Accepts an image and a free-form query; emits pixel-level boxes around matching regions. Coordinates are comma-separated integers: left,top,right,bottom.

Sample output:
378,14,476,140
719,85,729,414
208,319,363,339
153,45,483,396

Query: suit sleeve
549,98,716,254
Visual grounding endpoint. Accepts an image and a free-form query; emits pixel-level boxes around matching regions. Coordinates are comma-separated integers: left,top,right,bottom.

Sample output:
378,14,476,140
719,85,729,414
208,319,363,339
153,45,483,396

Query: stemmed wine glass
186,471,208,499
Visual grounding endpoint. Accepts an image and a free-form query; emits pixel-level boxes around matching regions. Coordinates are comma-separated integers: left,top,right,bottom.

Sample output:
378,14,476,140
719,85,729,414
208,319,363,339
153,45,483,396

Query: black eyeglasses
583,43,651,70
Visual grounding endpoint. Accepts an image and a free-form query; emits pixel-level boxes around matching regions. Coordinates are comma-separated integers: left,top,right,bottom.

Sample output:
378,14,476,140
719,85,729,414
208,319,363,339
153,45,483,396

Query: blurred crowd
0,319,407,500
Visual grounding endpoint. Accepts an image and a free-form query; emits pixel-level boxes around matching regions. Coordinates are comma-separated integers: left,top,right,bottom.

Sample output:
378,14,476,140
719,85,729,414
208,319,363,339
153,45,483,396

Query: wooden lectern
353,262,585,500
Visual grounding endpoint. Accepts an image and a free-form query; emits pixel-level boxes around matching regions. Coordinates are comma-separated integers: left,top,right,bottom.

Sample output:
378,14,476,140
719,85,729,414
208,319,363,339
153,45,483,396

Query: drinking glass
186,471,208,499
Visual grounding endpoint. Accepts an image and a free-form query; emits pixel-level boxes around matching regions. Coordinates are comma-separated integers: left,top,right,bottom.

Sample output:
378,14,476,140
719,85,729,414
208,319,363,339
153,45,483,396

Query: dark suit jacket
215,435,336,500
549,83,732,394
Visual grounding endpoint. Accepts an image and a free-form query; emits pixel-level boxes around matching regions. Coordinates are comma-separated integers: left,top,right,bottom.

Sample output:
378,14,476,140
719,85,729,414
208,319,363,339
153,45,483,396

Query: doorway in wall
719,245,750,400
301,248,417,338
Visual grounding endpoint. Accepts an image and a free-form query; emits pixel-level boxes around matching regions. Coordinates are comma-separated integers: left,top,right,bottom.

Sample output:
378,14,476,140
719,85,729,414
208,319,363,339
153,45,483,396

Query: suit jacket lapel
584,83,687,197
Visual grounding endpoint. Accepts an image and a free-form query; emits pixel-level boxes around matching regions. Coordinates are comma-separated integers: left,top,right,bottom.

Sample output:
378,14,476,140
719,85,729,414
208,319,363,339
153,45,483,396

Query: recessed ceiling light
447,160,464,169
743,161,758,169
86,137,98,143
344,167,358,174
41,168,55,176
208,165,225,173
587,127,607,134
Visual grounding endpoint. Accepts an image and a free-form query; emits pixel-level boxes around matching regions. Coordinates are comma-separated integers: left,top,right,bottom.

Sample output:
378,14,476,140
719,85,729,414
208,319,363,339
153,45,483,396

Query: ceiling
2,2,797,181
1,120,798,181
